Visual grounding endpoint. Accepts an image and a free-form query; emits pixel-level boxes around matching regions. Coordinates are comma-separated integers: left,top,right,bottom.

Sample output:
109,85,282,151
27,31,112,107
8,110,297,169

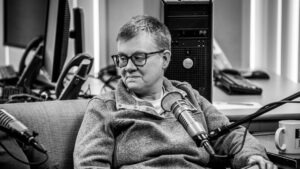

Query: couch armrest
0,99,89,169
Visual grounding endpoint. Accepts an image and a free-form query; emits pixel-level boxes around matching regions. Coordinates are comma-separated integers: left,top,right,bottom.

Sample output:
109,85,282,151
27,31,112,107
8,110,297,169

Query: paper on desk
213,101,262,110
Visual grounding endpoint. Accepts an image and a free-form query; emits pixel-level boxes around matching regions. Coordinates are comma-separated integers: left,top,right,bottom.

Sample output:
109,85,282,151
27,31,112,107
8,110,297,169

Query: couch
0,99,89,169
0,99,268,169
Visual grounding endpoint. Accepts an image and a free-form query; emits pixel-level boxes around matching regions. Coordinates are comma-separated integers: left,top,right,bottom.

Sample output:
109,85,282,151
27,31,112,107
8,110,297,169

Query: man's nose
124,59,137,71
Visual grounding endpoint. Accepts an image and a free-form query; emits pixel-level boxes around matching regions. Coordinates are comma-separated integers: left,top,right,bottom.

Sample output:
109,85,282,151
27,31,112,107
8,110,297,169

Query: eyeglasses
111,49,165,68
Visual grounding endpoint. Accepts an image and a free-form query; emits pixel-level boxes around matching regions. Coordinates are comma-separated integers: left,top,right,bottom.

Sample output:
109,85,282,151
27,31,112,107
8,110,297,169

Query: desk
213,73,300,132
255,134,300,169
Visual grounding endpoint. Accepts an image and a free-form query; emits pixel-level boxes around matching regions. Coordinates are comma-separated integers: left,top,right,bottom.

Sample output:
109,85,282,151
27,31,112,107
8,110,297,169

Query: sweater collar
115,77,187,110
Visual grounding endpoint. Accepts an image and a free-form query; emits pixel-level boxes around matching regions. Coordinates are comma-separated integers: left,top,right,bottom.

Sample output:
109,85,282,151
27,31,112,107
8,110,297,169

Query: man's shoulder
166,78,206,102
170,79,193,88
166,78,195,93
91,90,116,103
164,77,191,89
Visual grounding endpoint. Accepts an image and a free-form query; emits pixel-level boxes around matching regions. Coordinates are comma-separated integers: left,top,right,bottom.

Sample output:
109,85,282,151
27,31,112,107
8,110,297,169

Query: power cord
97,65,120,92
207,100,300,168
226,100,300,157
0,141,48,166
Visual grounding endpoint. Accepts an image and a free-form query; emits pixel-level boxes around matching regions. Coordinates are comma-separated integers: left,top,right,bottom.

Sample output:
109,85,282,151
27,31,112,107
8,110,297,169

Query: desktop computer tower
162,0,213,102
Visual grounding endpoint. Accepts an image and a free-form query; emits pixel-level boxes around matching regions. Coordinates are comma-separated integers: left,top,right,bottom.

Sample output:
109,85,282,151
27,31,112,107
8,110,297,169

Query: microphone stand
209,90,300,140
205,90,300,168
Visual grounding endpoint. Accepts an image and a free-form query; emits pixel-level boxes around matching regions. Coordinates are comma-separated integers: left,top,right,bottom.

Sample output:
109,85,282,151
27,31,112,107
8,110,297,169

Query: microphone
0,109,47,153
161,91,216,156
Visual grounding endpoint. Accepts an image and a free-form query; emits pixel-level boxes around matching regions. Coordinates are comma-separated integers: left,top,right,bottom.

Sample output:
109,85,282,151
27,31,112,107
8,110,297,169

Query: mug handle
275,127,286,151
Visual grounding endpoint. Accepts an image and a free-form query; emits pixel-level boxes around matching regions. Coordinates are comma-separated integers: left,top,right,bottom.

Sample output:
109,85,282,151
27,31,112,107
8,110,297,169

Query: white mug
274,120,300,154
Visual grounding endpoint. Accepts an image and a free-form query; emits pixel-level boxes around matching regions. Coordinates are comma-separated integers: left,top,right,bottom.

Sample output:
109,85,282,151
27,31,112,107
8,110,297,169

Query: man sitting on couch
73,15,277,169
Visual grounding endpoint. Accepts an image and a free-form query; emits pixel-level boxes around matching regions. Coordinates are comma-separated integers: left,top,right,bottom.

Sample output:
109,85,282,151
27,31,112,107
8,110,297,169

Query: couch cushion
0,99,88,169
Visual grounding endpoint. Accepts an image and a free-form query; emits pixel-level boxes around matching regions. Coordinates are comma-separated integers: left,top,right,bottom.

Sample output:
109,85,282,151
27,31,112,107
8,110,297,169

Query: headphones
18,36,44,76
55,53,93,98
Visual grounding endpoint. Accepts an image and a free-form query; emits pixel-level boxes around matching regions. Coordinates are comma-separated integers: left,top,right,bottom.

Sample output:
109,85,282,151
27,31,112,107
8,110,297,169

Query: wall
144,0,162,20
214,0,243,69
107,0,144,64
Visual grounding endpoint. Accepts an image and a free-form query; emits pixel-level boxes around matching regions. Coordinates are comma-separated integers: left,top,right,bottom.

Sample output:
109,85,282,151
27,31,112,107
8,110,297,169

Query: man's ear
162,50,171,69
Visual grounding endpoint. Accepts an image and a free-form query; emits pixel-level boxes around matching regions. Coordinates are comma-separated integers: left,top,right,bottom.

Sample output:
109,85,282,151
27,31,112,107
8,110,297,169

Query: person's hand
247,155,277,169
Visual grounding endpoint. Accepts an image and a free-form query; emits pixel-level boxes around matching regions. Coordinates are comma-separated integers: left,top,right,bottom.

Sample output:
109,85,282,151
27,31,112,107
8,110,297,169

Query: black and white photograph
0,0,300,169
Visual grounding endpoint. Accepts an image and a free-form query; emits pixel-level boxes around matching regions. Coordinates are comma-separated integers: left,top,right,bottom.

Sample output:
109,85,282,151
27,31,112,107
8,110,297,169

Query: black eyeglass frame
111,49,165,68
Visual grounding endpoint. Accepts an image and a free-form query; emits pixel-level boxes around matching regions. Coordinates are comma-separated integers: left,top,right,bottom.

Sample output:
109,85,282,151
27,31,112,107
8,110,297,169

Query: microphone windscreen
161,91,184,112
0,109,14,128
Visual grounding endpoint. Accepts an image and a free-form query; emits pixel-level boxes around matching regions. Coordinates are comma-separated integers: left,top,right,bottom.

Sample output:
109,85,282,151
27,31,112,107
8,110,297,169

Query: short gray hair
116,15,172,50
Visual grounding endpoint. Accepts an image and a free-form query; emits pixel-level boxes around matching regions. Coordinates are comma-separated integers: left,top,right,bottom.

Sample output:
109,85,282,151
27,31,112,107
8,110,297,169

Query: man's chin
125,82,141,91
127,86,140,92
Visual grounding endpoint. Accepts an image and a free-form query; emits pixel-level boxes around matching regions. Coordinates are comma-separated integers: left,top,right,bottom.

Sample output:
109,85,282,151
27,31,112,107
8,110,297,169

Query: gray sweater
73,78,267,169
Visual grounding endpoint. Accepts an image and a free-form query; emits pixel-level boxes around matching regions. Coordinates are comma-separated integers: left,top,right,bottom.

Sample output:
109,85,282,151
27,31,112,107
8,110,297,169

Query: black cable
229,120,251,157
7,94,44,103
225,100,300,158
99,75,117,90
0,141,48,166
78,84,95,99
98,65,120,91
